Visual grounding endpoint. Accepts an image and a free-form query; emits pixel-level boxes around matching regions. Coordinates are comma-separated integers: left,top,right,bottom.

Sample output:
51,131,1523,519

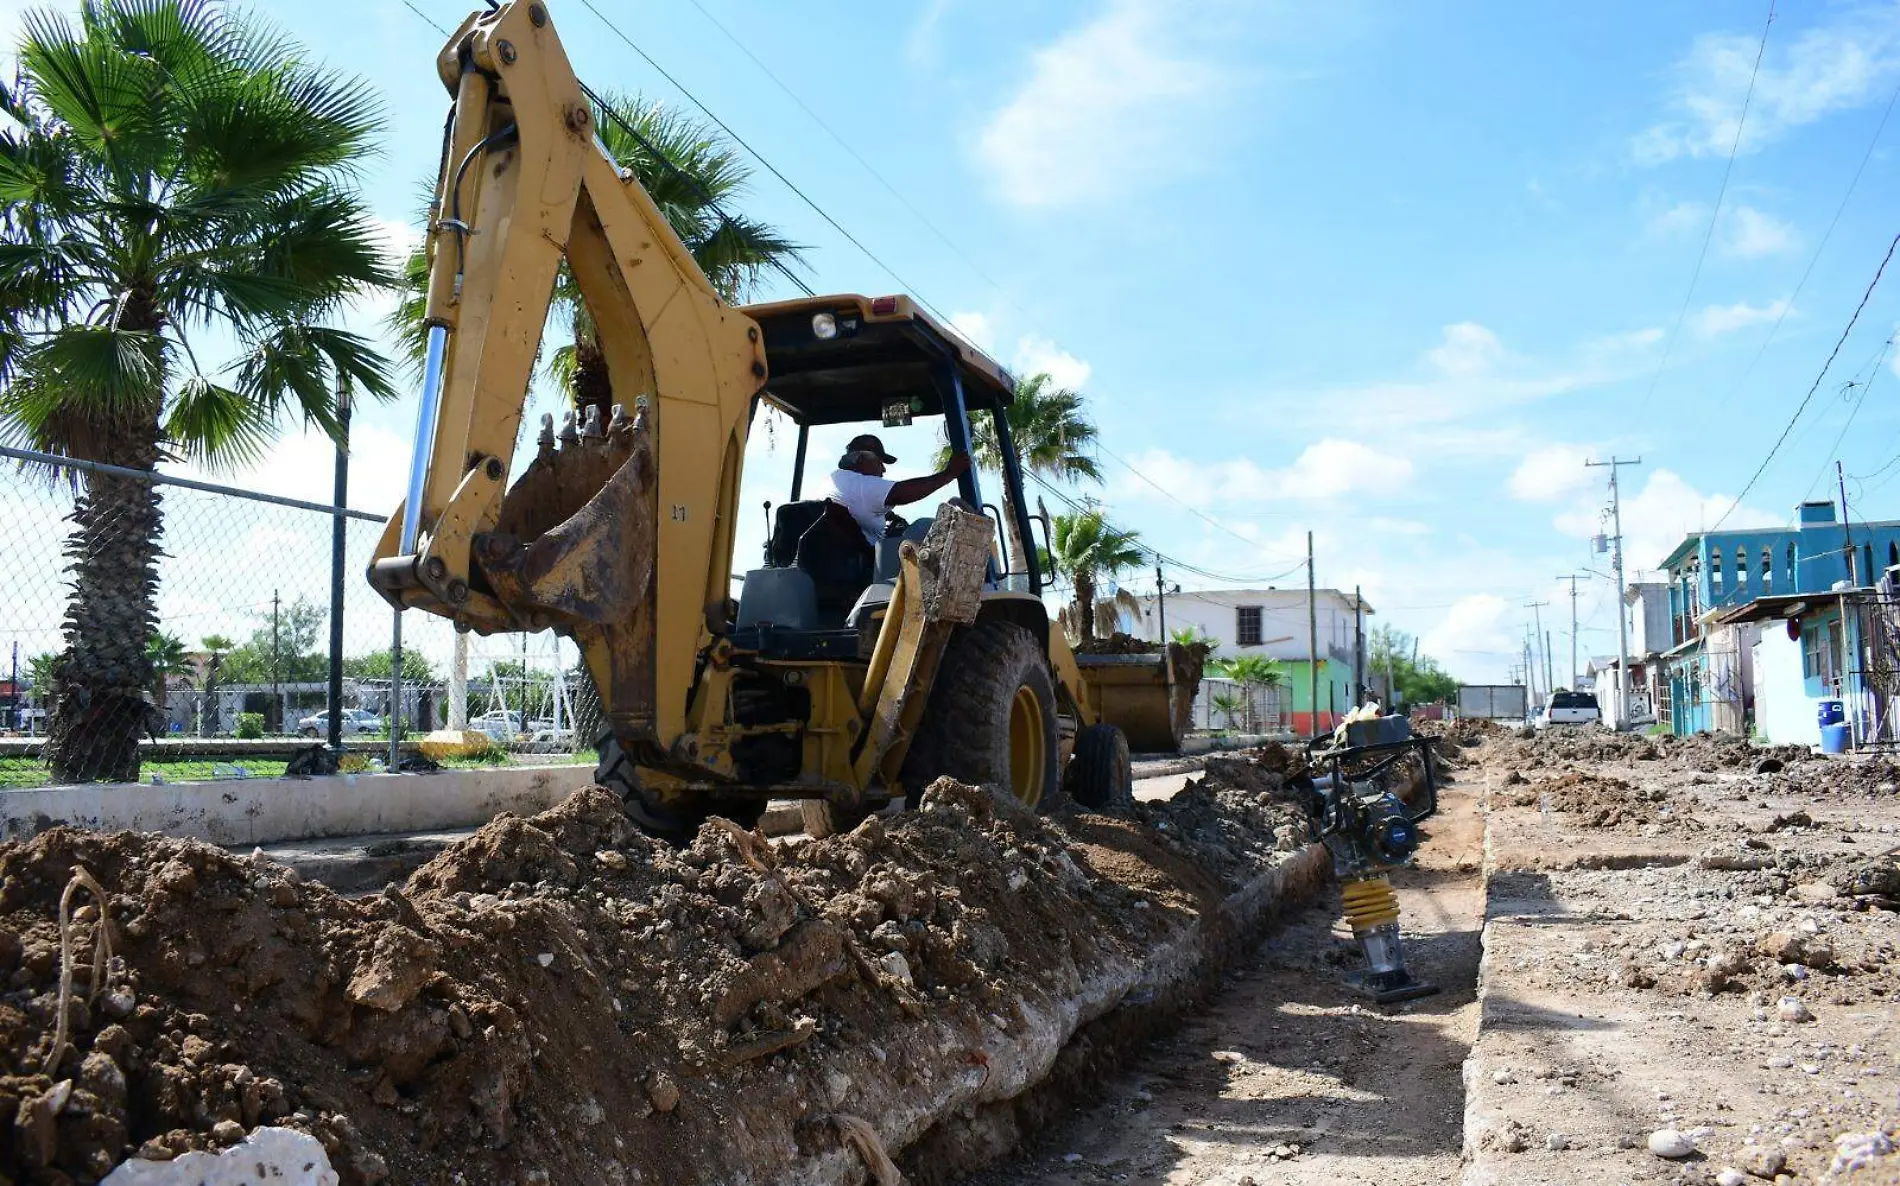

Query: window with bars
1236,606,1262,647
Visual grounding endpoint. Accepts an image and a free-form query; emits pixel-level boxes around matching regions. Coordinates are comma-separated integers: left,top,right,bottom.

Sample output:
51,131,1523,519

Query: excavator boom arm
368,0,767,759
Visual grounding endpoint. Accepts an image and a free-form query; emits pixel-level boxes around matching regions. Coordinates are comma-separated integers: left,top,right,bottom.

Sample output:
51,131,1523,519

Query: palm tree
1215,655,1286,731
1210,690,1244,732
145,631,189,725
1047,509,1144,646
198,634,235,738
1,2,397,782
939,373,1103,577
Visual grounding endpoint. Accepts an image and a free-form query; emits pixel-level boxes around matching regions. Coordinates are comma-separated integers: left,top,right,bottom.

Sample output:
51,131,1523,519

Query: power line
670,0,1029,322
1022,470,1301,587
1799,334,1893,500
1636,0,1775,416
401,0,1316,580
1713,229,1900,531
571,0,952,321
393,1,812,297
1724,77,1900,406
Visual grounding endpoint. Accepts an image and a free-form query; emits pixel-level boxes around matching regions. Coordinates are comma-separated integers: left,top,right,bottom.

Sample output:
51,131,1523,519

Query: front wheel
1065,723,1133,811
595,732,765,844
901,619,1060,810
300,727,319,739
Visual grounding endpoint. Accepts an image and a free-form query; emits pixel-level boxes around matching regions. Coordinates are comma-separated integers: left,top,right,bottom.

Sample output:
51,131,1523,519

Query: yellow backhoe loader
369,0,1197,840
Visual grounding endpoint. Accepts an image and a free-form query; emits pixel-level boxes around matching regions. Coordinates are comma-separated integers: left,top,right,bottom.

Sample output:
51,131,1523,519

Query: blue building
1656,501,1900,739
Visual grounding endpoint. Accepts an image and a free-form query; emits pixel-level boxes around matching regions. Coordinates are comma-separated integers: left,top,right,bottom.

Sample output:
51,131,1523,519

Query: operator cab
730,294,1044,660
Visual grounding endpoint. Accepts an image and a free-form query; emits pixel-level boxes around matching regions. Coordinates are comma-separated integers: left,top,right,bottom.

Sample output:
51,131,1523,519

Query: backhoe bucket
1073,642,1205,752
472,406,659,741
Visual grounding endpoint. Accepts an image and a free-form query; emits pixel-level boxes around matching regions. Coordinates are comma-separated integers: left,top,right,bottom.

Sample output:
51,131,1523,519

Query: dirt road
972,775,1487,1186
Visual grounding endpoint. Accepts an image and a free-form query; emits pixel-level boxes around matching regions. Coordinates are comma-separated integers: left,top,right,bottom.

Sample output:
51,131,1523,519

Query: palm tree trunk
1000,491,1030,586
572,330,613,424
1075,572,1097,645
202,659,221,737
45,423,164,783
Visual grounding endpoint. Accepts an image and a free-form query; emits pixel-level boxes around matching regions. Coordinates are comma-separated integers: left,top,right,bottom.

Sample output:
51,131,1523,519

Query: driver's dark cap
844,433,896,463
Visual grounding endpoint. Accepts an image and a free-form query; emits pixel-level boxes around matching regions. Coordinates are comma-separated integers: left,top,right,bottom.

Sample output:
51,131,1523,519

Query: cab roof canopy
741,294,1016,427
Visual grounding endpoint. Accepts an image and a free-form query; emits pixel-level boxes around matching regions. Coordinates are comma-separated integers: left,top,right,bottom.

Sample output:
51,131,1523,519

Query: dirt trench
964,774,1488,1185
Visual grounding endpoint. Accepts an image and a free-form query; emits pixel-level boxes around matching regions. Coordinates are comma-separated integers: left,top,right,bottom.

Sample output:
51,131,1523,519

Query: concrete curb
0,764,597,847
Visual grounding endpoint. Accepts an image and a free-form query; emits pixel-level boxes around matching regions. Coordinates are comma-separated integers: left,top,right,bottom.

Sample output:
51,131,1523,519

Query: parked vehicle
1533,690,1600,730
297,707,383,738
470,710,525,741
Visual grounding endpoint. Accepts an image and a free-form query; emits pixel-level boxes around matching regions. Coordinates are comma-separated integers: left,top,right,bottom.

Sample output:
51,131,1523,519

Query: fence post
388,610,403,768
328,381,349,753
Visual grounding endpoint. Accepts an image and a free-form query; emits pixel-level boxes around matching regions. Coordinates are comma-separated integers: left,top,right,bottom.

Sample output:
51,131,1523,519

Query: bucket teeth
581,404,603,438
558,410,579,447
537,412,555,455
609,402,630,434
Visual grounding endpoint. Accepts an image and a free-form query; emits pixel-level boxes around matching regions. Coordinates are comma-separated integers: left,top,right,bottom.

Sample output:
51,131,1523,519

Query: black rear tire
595,732,764,844
1065,723,1133,811
901,619,1060,811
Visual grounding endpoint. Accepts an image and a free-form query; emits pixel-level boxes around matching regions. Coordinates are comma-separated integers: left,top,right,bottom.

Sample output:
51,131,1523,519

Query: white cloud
1508,443,1597,503
974,0,1226,208
1114,438,1414,508
1646,199,1709,238
949,310,995,351
1634,9,1900,164
1014,333,1093,390
948,311,1093,390
1693,296,1791,339
1421,594,1519,672
1278,321,1657,430
1423,322,1504,378
1725,205,1798,257
906,0,956,65
1645,199,1797,257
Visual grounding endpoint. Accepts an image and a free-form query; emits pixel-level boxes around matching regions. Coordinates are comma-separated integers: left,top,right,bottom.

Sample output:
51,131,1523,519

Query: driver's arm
886,453,971,508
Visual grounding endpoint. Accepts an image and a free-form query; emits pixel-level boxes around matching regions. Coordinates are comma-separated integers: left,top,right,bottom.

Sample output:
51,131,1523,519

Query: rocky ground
3,724,1893,1185
971,723,1900,1186
1465,727,1900,1186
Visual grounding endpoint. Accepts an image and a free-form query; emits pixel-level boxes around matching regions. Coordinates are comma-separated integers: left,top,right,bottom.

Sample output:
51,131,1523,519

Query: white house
1134,587,1373,733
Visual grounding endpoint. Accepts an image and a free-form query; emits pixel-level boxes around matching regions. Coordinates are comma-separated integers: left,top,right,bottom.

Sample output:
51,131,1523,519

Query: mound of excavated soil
1506,771,1695,831
0,769,1315,1186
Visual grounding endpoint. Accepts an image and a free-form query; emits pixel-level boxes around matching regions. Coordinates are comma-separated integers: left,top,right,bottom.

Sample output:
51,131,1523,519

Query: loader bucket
1075,641,1202,752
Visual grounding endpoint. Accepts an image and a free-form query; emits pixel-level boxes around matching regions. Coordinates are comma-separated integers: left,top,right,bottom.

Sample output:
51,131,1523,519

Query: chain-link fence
0,445,597,789
1190,676,1290,735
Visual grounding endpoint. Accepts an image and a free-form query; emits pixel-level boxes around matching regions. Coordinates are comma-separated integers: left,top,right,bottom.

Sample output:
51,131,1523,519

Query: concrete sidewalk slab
1,763,595,847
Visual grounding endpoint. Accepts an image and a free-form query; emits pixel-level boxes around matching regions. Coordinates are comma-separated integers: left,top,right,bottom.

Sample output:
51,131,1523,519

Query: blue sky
8,0,1900,684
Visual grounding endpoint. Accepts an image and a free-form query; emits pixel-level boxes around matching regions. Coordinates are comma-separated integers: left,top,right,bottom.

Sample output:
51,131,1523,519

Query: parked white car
469,710,525,741
297,707,382,737
1533,691,1600,730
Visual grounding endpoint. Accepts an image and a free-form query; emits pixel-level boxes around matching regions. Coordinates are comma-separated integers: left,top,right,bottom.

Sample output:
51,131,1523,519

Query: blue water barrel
1818,699,1846,729
1821,722,1851,754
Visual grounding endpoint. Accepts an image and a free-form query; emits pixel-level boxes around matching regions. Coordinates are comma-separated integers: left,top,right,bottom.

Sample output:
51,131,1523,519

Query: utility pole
1306,531,1319,736
328,377,349,754
1837,460,1858,744
1524,600,1550,698
1555,574,1584,691
1587,456,1642,729
270,589,281,732
1353,584,1364,703
1155,561,1168,644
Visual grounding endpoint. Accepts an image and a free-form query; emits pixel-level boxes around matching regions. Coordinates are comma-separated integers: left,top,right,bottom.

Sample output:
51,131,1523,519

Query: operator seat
794,500,874,623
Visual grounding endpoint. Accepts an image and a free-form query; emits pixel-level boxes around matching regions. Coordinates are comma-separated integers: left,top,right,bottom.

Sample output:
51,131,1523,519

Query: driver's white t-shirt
822,469,894,545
